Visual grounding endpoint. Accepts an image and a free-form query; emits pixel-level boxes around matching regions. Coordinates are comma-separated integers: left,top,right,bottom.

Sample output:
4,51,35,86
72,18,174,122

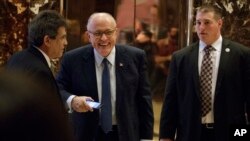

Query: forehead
196,11,215,20
89,17,115,31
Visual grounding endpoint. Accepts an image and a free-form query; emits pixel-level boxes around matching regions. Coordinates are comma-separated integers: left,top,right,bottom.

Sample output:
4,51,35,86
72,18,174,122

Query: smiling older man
56,12,154,141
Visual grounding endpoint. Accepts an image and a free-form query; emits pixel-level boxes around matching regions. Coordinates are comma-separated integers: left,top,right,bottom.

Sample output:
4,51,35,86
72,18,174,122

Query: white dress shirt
198,36,222,123
94,47,117,125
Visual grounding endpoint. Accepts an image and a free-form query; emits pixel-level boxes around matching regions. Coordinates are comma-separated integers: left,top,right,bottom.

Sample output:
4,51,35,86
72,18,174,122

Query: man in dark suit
56,12,154,141
159,4,250,141
6,10,67,102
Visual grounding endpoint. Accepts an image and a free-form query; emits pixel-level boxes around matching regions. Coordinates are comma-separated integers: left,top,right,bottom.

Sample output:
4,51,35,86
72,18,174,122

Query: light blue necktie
100,58,112,133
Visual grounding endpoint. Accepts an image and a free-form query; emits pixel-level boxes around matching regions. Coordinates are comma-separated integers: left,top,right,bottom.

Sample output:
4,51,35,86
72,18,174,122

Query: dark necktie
100,58,112,133
200,45,214,117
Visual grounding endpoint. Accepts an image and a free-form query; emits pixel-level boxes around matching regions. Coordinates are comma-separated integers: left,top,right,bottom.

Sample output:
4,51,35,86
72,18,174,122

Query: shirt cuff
66,95,76,113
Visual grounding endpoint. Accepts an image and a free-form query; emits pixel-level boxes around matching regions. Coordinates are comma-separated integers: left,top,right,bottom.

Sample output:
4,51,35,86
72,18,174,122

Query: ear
114,28,118,36
43,35,51,47
218,19,223,28
86,31,91,40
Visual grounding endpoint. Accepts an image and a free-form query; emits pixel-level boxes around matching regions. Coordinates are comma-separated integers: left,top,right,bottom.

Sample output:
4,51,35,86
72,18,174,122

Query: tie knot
102,58,109,66
102,58,109,68
204,45,214,54
103,58,107,62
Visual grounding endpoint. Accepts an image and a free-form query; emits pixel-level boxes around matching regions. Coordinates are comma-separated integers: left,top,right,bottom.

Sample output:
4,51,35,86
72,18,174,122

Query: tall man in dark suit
159,4,250,141
56,12,154,141
6,10,67,102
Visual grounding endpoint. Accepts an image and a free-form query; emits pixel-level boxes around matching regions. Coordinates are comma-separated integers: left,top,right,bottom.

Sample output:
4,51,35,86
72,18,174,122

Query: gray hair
86,12,116,30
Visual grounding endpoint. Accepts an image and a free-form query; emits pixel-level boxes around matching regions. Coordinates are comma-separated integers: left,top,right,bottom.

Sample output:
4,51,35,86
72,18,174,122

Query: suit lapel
215,39,231,94
114,45,129,110
82,46,99,101
190,42,201,98
27,47,55,78
27,47,61,99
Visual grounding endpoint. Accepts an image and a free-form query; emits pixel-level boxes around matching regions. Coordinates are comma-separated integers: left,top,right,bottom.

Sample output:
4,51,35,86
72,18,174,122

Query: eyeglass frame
87,28,117,39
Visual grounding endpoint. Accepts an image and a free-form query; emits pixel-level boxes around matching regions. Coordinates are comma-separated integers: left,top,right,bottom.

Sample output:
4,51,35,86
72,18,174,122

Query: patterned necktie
200,45,214,117
100,58,112,133
50,59,55,77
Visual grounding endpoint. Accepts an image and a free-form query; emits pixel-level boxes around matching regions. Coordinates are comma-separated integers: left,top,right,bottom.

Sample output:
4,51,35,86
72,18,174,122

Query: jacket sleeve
159,53,178,140
137,50,154,139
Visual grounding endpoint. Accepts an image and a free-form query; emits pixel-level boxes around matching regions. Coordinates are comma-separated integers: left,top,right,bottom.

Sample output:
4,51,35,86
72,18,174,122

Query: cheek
60,41,65,47
210,26,218,33
89,38,96,45
195,25,200,31
111,37,117,44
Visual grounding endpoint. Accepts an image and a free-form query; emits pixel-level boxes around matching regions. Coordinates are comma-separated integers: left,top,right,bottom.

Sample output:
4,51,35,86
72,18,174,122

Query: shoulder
7,47,50,70
65,44,92,54
115,44,147,66
7,49,40,66
223,39,249,51
173,42,198,56
63,44,93,58
8,49,30,60
116,44,145,55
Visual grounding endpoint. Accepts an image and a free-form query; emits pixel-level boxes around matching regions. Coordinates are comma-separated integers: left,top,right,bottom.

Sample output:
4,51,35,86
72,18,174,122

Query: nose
64,38,68,46
196,25,203,32
100,33,108,40
199,22,206,30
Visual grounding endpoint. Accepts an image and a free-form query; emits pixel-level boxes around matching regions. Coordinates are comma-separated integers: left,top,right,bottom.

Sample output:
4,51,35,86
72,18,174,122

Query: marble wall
0,0,249,67
0,0,61,66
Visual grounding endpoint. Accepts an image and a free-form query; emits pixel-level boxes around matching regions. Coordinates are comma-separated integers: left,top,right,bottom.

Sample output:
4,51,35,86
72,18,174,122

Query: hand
160,139,173,141
71,96,94,112
154,55,172,64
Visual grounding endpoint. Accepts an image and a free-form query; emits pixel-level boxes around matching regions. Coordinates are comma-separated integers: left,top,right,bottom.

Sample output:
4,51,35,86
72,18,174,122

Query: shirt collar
34,46,51,67
199,35,222,52
94,46,116,67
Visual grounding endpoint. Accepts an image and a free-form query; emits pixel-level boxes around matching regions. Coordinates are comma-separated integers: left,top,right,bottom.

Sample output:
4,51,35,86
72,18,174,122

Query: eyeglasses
88,29,116,38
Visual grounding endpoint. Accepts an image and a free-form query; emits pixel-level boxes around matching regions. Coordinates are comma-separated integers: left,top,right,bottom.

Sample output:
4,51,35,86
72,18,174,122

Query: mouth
199,32,207,36
98,43,109,47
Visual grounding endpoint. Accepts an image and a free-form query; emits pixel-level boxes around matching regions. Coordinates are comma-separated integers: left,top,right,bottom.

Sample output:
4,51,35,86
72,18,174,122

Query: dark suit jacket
159,39,250,141
6,47,61,101
5,46,73,141
56,44,154,141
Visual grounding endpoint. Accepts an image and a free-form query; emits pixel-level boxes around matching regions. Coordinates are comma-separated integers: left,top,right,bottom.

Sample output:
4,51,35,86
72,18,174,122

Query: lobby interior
0,0,249,140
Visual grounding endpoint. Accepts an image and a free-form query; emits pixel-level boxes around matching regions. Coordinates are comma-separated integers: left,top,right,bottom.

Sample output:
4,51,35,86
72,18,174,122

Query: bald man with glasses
56,12,154,141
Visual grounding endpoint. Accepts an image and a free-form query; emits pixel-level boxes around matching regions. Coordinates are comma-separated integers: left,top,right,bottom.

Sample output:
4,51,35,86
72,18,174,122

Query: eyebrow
93,29,116,32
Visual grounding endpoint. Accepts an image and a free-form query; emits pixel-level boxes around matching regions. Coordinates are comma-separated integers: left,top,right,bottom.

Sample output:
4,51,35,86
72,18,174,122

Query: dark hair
28,10,67,47
196,4,223,20
141,30,153,39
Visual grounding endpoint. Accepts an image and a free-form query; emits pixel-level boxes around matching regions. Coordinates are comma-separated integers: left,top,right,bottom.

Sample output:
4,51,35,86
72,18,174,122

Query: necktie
200,45,214,117
100,58,112,133
50,60,55,77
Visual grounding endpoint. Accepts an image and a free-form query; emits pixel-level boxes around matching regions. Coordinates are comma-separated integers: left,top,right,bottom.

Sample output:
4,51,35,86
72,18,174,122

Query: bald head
86,12,116,31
